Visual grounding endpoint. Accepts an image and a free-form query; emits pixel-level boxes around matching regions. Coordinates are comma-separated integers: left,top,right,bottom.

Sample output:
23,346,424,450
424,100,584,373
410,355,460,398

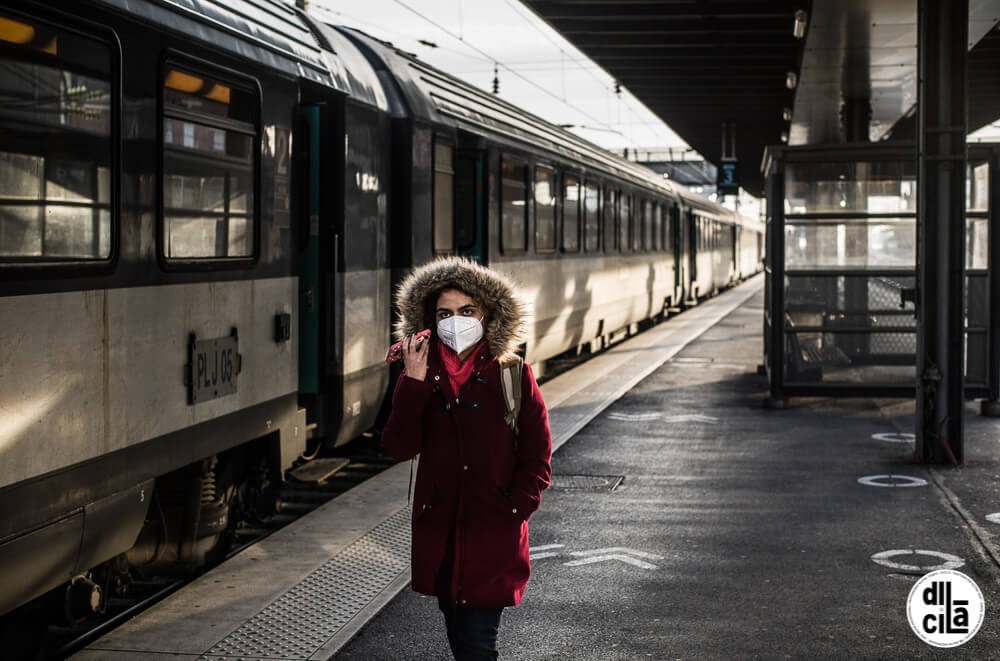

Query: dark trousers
437,597,504,660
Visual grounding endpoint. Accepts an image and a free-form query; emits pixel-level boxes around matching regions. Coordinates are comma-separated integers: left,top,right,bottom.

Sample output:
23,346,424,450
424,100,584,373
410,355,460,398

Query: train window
500,156,527,253
0,11,113,261
603,187,616,252
344,105,387,272
562,175,580,253
583,183,600,252
661,205,667,251
433,140,454,253
636,199,645,251
534,166,556,253
668,204,678,253
640,199,652,251
619,194,631,252
651,203,662,251
161,63,258,260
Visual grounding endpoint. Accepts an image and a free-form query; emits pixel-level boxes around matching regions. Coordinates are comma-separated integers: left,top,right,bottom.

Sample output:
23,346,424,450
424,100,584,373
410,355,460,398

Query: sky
308,0,695,158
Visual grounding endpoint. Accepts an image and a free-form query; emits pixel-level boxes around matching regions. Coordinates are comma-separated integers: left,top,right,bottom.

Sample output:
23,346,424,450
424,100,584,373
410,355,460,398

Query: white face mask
437,315,484,355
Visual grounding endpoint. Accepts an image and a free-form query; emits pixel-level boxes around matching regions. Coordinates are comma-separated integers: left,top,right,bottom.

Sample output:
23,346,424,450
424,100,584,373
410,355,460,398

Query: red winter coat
381,340,552,608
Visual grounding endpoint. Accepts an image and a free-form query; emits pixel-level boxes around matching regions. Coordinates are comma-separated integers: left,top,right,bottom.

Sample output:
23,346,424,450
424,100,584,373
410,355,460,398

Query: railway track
1,437,397,661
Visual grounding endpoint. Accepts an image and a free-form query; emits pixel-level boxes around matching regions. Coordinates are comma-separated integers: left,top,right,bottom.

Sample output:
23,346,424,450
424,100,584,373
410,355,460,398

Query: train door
687,209,699,299
455,147,487,263
296,102,331,407
731,224,739,278
295,93,348,444
296,93,391,446
671,204,682,301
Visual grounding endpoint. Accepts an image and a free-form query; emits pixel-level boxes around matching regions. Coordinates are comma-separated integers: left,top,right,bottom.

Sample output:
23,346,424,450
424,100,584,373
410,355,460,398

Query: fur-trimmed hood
393,257,526,364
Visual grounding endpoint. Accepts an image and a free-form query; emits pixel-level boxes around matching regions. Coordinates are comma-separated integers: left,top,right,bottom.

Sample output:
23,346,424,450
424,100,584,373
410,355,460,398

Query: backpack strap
500,357,524,451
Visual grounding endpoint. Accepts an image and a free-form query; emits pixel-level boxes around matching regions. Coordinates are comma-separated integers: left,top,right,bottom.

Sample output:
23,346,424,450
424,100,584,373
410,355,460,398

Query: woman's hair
394,256,524,362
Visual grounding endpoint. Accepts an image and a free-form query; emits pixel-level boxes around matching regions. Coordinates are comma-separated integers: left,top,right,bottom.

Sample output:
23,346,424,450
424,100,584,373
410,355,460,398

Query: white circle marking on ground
871,549,965,572
986,513,1000,524
857,474,928,488
871,432,916,444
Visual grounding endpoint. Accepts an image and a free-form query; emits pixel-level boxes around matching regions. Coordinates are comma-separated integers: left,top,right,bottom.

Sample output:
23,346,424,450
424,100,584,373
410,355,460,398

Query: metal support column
765,169,787,409
915,0,967,463
982,146,1000,416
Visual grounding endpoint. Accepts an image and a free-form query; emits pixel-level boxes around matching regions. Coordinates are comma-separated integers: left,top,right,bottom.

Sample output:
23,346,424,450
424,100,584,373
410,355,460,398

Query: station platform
78,274,1000,659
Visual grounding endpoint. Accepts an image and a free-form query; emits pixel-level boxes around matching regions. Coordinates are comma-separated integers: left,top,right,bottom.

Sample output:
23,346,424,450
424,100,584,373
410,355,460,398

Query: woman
381,256,552,660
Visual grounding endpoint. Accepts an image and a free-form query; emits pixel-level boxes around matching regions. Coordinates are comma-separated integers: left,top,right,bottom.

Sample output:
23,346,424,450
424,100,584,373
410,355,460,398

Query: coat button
463,465,469,471
512,507,518,514
461,599,467,605
434,375,440,381
421,504,427,510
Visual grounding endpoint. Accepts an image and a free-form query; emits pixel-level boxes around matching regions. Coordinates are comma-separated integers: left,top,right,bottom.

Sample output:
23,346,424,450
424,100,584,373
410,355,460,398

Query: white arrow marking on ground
986,513,1000,524
530,544,565,552
871,432,915,444
530,552,563,560
564,554,659,569
564,547,664,570
607,412,662,422
570,547,664,559
529,543,565,560
662,414,719,424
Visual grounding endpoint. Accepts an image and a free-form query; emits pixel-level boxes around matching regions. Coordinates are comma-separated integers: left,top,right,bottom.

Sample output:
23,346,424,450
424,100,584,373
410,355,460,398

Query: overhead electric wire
388,0,620,135
313,0,684,151
500,0,616,93
501,0,683,150
311,4,492,64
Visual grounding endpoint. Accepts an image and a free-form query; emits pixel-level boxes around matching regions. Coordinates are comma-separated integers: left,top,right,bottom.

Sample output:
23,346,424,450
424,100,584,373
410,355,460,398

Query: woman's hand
402,333,429,381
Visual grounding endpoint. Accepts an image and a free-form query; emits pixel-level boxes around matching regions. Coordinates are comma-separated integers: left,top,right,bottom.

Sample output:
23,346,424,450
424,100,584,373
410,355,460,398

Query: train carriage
0,0,392,619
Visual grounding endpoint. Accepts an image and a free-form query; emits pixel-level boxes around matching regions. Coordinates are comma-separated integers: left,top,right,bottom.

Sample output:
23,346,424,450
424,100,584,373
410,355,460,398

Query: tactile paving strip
199,505,410,660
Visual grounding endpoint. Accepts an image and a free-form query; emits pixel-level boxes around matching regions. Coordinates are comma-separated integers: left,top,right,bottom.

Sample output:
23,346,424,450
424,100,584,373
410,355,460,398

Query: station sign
716,158,739,195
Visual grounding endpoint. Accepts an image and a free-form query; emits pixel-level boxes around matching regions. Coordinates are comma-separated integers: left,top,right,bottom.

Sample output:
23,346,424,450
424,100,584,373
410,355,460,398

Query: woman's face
435,289,483,324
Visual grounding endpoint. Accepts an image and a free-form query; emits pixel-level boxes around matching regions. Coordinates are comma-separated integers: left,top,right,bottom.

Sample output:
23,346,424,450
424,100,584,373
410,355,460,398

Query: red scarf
437,340,487,396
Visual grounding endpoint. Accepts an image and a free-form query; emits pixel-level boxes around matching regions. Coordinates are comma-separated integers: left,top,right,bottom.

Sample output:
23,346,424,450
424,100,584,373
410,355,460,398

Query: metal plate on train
187,333,241,404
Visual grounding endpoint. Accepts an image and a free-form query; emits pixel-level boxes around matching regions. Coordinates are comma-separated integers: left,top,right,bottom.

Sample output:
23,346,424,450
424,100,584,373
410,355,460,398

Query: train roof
95,0,342,90
306,17,389,111
674,185,764,229
336,27,679,198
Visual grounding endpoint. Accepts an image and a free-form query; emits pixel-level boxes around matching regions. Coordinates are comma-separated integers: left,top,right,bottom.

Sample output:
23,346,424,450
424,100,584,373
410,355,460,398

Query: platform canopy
522,0,1000,196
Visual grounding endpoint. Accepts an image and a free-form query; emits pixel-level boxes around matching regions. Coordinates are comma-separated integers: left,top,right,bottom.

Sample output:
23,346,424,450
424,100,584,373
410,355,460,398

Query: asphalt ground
335,289,1000,660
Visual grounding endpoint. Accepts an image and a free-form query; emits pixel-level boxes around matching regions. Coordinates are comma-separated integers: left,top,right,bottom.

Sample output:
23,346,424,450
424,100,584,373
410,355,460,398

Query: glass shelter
762,142,999,403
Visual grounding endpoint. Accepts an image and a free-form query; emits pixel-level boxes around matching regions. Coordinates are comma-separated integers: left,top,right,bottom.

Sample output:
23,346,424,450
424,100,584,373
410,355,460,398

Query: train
0,0,762,620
